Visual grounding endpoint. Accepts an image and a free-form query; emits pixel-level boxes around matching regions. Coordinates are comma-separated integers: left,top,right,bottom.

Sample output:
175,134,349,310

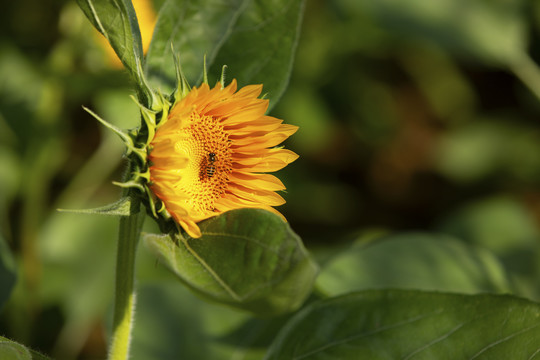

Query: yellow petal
180,219,202,238
229,172,286,191
233,83,263,98
228,183,285,206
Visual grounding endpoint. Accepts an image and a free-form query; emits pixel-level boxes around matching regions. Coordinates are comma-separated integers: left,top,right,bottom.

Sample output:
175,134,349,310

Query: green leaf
265,290,540,359
29,350,53,360
145,0,243,89
208,0,306,109
316,232,511,296
0,235,16,311
0,337,30,360
146,0,305,109
76,0,152,104
58,196,134,216
0,336,52,360
144,208,318,314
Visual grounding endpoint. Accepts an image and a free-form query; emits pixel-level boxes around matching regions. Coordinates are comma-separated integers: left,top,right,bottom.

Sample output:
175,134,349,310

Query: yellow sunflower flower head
142,65,298,238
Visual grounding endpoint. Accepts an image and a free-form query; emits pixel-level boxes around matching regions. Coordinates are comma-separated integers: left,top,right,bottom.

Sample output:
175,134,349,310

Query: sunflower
147,79,298,238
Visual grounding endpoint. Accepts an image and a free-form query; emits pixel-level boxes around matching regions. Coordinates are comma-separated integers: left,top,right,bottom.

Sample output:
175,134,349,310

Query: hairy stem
108,197,145,360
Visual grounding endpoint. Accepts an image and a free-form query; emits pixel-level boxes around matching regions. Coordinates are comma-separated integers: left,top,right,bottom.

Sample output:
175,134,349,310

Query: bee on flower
205,152,217,178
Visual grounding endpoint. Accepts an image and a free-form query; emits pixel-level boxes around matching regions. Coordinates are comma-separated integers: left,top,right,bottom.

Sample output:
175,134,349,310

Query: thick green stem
108,198,145,360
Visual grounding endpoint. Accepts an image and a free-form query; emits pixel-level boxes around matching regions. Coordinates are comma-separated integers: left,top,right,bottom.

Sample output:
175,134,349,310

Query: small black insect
206,152,217,177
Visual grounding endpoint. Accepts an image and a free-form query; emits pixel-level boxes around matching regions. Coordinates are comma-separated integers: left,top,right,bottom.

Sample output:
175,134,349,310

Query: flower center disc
149,110,232,217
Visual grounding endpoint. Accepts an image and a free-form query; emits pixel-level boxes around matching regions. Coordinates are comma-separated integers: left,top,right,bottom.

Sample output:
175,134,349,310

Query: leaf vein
470,322,540,359
86,0,107,37
402,323,465,360
293,310,444,360
180,236,242,301
528,347,540,360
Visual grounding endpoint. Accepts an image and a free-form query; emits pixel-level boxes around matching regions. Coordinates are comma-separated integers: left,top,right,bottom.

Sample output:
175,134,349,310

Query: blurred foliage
1,0,540,358
316,232,512,296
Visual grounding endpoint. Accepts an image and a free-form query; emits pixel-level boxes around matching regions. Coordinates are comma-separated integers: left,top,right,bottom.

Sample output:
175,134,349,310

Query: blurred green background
2,0,540,359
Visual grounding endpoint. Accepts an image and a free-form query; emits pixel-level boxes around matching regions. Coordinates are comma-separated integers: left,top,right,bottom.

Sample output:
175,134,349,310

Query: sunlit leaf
144,209,318,315
146,0,305,109
265,290,540,359
316,232,511,297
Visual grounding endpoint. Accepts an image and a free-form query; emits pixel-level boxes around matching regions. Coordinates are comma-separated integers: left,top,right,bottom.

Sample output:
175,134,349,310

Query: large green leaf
316,232,511,296
145,0,305,109
76,0,151,104
144,209,318,314
208,0,305,109
265,290,540,359
0,336,52,360
145,0,243,88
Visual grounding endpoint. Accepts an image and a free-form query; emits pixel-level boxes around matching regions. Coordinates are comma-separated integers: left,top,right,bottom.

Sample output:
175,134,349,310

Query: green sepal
130,95,156,146
134,56,160,110
83,106,146,163
58,196,134,216
112,180,145,193
219,65,227,89
143,186,158,218
154,89,171,128
202,54,209,85
172,47,191,101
